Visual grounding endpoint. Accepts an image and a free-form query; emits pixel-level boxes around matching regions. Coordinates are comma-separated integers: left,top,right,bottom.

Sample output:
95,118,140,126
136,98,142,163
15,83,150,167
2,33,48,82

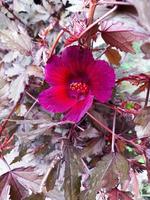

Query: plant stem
97,1,131,6
144,81,150,107
97,44,111,58
87,112,143,153
87,111,114,135
24,100,38,118
79,5,117,39
111,110,116,153
49,29,64,57
86,0,97,46
25,91,37,101
87,0,97,26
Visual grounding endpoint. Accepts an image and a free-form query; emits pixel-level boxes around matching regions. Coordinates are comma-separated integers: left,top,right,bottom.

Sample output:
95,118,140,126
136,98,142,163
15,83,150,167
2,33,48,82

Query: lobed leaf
0,167,42,200
84,153,129,199
100,21,147,53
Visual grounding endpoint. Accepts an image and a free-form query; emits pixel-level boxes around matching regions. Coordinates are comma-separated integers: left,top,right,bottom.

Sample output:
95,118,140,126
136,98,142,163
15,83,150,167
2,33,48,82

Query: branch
97,0,132,6
87,112,144,153
79,5,117,39
87,0,97,26
86,0,97,46
48,29,65,57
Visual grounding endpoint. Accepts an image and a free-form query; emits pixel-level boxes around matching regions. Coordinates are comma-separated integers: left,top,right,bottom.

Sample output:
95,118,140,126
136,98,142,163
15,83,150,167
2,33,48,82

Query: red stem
48,29,65,57
97,0,132,6
79,5,117,39
87,112,143,153
87,0,97,26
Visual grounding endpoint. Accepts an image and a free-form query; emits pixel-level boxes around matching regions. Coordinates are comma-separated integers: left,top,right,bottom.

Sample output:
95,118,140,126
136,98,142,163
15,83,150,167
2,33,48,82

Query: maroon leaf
117,73,150,86
84,153,129,199
45,155,62,191
100,21,147,53
108,188,133,200
0,167,42,200
0,171,28,200
24,193,45,200
0,175,11,200
141,42,150,59
134,107,150,138
64,145,81,200
81,137,105,157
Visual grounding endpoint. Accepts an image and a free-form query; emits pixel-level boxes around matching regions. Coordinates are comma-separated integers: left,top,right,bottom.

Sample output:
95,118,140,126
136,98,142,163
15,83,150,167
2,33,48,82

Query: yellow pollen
70,82,88,94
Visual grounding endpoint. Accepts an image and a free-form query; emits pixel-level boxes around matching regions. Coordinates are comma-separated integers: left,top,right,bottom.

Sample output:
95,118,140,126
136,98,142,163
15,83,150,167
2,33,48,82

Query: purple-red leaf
84,153,129,199
141,42,150,59
108,188,133,200
100,21,147,53
0,167,41,200
64,145,81,200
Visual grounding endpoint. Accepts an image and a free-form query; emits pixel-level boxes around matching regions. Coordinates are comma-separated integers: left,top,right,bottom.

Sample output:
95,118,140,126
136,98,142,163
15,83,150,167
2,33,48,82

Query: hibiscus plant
0,0,150,200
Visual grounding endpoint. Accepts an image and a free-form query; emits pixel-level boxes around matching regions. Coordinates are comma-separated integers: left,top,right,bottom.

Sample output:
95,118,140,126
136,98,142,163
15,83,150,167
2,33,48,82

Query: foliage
0,0,150,200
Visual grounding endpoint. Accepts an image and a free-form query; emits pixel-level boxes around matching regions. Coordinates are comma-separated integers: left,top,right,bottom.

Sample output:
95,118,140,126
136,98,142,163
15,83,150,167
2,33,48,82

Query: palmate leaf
100,21,147,53
0,167,42,200
82,153,129,200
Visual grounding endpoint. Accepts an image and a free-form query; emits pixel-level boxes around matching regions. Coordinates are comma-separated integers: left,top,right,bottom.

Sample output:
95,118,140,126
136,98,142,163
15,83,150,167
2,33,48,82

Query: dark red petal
63,95,94,122
38,87,77,113
45,55,69,85
62,46,94,74
88,60,115,102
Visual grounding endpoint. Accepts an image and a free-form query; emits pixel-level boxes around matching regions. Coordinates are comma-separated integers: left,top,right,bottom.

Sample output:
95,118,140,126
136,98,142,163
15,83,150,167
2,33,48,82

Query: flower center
70,82,89,95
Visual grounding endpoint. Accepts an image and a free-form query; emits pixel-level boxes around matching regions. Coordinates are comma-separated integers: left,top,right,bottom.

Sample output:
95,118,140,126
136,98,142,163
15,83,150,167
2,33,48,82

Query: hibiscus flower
38,46,115,122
